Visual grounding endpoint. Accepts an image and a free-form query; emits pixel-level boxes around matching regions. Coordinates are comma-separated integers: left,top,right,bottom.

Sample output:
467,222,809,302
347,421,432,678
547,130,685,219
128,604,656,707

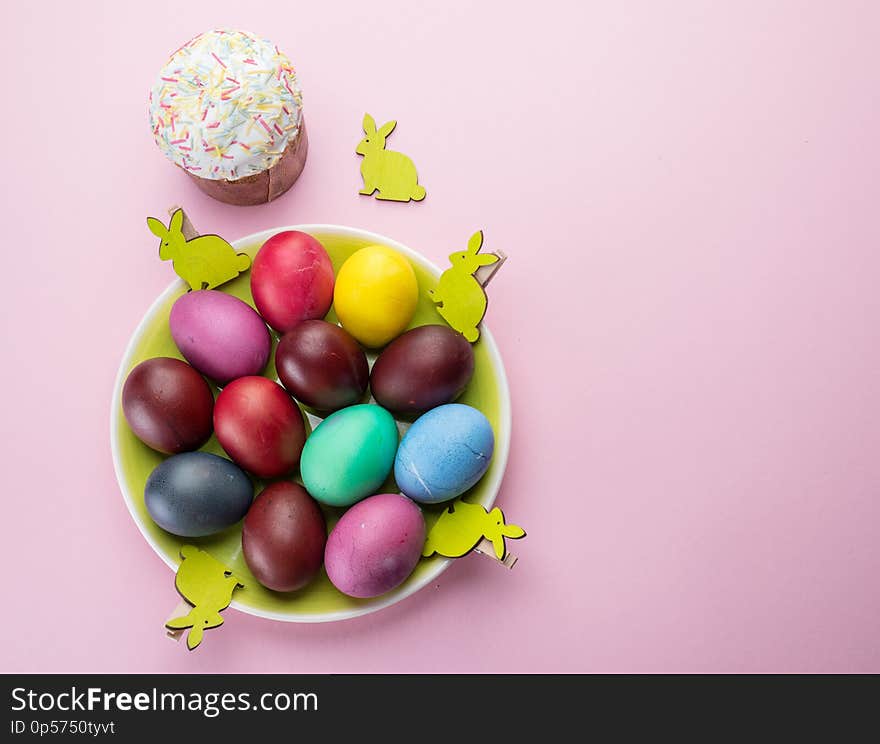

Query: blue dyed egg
394,404,494,504
145,452,253,537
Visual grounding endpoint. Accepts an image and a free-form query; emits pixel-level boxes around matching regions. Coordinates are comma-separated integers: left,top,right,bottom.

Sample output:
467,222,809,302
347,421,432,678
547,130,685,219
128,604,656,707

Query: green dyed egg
301,404,399,507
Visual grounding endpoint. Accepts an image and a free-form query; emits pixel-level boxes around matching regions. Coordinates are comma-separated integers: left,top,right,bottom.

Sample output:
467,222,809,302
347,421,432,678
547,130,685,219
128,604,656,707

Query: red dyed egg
122,357,214,454
275,320,369,412
242,482,327,592
213,376,306,478
250,231,335,333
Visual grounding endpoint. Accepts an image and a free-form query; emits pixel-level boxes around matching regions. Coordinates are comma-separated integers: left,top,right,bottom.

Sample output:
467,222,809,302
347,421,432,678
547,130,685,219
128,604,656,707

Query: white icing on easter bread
149,29,303,181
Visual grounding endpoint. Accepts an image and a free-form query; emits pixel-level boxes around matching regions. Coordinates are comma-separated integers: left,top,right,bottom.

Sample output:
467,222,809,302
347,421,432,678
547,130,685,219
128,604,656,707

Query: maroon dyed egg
275,320,369,412
250,231,335,333
370,325,475,416
213,376,306,478
242,482,327,592
122,357,214,454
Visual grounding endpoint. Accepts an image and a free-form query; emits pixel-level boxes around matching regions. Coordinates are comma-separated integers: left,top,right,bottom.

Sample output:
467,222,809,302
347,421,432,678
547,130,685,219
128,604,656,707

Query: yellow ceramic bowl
110,225,510,623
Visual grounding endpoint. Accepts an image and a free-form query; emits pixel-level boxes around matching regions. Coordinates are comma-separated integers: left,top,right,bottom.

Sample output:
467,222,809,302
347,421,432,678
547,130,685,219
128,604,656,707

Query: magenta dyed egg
324,493,425,598
169,290,271,385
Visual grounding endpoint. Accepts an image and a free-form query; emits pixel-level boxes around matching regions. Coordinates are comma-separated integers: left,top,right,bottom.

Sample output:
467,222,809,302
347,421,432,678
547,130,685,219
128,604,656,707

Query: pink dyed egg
324,493,425,598
170,290,270,384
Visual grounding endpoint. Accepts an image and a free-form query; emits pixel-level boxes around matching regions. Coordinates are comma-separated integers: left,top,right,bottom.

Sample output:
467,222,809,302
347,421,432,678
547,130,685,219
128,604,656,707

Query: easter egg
275,320,368,412
333,245,418,347
144,452,253,537
169,290,270,384
324,493,425,598
250,231,335,333
370,325,475,416
300,404,398,507
242,482,327,592
214,376,306,478
122,357,214,454
395,403,494,503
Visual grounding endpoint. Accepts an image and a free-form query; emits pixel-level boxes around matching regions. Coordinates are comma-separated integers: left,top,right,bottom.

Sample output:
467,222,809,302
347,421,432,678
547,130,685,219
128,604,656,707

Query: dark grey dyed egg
144,452,253,537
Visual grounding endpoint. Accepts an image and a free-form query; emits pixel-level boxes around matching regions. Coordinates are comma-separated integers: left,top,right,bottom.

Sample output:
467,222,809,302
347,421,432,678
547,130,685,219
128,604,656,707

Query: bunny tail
236,253,251,271
411,184,426,202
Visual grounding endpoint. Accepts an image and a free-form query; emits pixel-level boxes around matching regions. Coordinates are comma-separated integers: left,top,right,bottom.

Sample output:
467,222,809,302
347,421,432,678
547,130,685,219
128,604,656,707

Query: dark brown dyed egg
242,482,327,592
275,320,369,412
370,325,474,416
122,357,214,454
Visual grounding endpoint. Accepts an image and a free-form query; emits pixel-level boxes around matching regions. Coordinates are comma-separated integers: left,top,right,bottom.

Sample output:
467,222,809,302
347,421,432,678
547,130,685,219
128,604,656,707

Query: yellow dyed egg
333,245,419,347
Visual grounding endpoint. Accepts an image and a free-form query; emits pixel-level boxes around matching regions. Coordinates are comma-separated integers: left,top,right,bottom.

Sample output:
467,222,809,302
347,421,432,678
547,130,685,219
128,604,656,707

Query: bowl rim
110,223,512,623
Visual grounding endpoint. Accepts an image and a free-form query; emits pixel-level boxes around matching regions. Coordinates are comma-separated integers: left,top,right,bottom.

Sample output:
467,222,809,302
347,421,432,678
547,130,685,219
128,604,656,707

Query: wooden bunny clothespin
146,206,250,291
356,113,426,203
430,231,506,342
165,546,244,651
423,502,526,569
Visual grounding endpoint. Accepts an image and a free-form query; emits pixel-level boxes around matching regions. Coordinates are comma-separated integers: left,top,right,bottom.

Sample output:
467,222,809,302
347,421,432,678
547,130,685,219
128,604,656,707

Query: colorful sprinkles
148,29,304,181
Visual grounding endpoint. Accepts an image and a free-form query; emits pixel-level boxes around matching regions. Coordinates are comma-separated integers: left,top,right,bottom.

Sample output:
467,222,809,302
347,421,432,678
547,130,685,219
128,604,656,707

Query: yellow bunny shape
356,113,426,202
147,209,251,291
429,231,499,342
423,502,526,560
165,546,244,651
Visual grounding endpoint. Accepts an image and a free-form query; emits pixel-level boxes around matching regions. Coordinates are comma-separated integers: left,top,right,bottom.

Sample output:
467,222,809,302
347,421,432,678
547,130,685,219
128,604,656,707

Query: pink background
2,1,878,673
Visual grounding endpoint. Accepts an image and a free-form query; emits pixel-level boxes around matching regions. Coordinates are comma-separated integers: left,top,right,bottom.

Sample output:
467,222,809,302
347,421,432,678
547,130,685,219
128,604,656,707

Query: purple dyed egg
324,493,425,598
170,290,270,384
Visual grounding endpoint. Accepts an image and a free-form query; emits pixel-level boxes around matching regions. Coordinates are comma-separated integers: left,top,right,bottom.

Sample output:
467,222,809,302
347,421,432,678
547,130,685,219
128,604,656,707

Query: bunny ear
169,209,184,235
502,524,526,539
490,535,506,559
378,120,397,138
146,216,167,239
186,625,204,651
362,113,377,135
476,252,499,267
467,231,484,254
166,612,195,631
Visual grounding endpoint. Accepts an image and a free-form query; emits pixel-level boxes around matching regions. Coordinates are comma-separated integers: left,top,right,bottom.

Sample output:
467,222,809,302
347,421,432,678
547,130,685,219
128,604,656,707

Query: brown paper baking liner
185,120,309,206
